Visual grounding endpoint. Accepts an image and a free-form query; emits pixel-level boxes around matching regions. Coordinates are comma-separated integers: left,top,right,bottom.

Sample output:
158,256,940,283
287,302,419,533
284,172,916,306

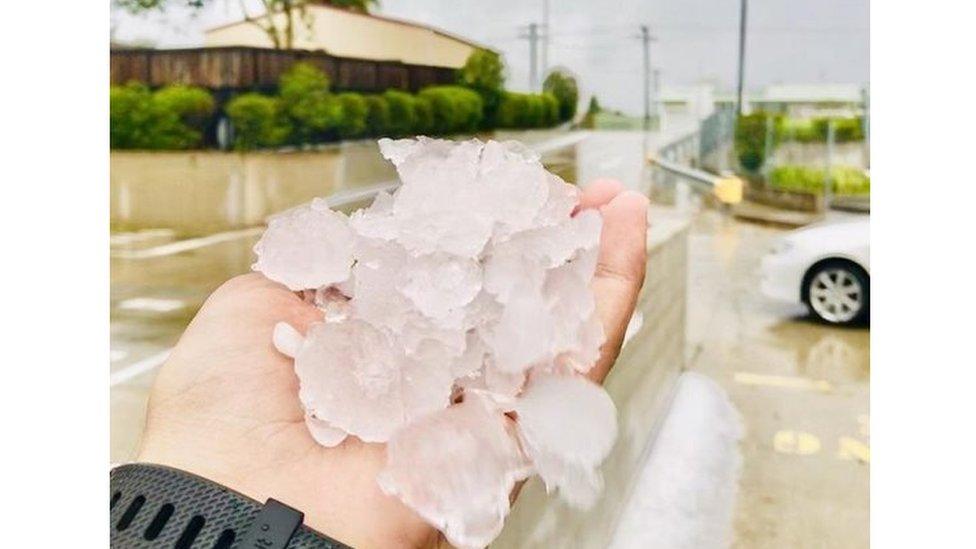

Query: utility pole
541,0,550,79
735,0,748,116
520,23,541,91
637,25,654,131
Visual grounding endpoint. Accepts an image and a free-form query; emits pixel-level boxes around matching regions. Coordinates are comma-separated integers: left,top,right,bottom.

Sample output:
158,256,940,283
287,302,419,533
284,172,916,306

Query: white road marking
733,371,833,392
117,297,187,313
110,229,176,247
111,227,264,260
110,349,171,387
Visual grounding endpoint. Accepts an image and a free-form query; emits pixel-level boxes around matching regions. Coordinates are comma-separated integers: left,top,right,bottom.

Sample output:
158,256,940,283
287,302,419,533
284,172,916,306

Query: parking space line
110,349,171,387
111,227,264,260
733,371,833,392
117,297,187,313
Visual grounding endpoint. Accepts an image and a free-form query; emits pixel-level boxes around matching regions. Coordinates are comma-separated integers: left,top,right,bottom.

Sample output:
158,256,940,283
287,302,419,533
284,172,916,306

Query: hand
136,179,648,548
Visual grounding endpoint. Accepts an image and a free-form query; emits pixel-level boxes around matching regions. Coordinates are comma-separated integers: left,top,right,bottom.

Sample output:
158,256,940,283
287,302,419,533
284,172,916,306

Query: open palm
136,179,648,548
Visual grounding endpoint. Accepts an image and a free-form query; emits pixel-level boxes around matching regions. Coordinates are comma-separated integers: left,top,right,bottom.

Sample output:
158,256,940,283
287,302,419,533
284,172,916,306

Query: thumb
588,190,649,384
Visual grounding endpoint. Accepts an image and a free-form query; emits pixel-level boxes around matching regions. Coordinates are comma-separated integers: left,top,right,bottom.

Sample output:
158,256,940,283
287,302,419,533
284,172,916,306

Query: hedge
768,165,870,195
111,57,573,150
418,86,484,134
364,95,392,137
225,93,287,151
110,82,215,149
383,90,417,137
777,116,865,143
336,92,368,139
277,62,341,143
413,95,434,135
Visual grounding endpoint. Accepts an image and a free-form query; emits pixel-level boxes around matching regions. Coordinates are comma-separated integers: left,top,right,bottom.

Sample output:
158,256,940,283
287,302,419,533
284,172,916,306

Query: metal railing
650,108,741,205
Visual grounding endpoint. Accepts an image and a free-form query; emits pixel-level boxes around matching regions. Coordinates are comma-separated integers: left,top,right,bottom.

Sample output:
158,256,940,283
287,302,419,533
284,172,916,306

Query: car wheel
803,260,869,326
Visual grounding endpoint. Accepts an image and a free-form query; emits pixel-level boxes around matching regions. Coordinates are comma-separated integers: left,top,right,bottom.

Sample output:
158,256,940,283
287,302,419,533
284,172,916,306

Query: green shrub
541,93,560,127
735,112,778,171
811,117,864,143
278,62,341,143
542,70,579,122
494,92,526,128
413,95,434,135
495,92,559,128
364,95,391,136
768,165,870,195
335,92,368,139
778,116,864,143
418,86,483,135
225,93,287,151
383,89,417,137
110,82,215,149
457,49,505,126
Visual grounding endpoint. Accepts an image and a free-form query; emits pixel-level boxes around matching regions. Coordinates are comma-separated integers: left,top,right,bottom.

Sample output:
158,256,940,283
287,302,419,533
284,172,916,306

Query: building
747,84,866,118
204,3,487,69
658,83,868,128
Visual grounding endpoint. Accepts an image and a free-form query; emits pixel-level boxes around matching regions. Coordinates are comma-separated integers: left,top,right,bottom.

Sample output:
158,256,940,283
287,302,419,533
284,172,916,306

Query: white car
760,218,870,325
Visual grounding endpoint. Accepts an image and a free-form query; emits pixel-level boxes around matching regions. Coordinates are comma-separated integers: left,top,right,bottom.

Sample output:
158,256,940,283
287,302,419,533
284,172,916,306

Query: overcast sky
111,0,869,114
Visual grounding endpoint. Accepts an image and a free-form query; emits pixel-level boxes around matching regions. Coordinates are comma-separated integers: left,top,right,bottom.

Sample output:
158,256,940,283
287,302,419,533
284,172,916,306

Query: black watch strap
110,463,351,548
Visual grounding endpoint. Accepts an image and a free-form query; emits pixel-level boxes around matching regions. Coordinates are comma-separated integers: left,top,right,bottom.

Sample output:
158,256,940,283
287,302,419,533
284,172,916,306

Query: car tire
802,259,870,326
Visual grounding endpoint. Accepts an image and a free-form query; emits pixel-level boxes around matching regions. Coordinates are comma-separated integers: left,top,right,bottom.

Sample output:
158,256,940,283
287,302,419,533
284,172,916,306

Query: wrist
110,463,350,548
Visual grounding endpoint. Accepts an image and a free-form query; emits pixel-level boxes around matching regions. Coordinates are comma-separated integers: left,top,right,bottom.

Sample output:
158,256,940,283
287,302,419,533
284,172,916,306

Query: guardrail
650,107,741,205
649,156,743,205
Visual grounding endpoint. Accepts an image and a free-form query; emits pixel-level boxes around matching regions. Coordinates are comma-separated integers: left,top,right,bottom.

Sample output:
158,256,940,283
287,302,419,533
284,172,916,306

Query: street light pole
735,0,748,116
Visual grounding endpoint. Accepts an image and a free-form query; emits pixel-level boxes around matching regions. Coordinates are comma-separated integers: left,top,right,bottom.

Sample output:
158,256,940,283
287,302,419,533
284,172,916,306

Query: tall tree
115,0,378,49
542,68,579,122
456,49,505,127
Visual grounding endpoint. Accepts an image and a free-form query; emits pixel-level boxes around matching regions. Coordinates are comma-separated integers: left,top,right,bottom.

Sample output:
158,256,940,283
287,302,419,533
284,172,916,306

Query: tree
114,0,378,49
543,69,579,122
456,49,504,126
580,96,602,129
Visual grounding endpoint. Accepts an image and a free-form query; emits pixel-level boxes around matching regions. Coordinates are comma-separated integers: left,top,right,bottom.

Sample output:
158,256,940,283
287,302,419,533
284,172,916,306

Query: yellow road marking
734,372,833,392
773,430,821,455
836,436,871,463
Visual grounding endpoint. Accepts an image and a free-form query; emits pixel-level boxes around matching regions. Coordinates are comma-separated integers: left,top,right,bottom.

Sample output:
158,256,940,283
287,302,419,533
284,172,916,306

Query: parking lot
686,210,870,548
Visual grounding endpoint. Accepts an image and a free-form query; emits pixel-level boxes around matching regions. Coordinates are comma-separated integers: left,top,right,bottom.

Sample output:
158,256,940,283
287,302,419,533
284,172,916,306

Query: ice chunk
484,280,555,373
378,395,531,549
295,319,452,442
272,322,304,358
514,373,618,508
396,253,482,322
305,413,348,447
253,200,354,291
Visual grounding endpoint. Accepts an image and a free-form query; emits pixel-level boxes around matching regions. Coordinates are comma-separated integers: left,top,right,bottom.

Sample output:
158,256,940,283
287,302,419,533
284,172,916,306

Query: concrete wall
205,5,477,69
495,210,689,548
110,143,396,237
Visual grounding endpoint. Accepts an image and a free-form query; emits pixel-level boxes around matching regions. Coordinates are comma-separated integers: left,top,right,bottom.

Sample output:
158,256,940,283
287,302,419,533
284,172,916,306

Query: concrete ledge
494,210,690,548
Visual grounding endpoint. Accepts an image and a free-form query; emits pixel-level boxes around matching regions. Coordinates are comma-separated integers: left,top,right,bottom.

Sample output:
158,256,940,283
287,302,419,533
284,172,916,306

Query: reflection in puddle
767,321,870,385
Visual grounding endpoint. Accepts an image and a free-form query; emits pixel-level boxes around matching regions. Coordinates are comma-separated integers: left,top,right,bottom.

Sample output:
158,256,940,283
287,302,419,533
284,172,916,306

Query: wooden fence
110,46,457,93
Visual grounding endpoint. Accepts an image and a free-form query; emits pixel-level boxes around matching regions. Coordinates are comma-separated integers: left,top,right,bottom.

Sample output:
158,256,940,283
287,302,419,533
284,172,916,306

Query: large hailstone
253,137,620,547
